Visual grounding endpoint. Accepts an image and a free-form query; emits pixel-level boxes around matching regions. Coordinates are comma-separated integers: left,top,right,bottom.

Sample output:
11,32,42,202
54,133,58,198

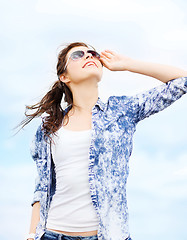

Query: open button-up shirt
31,77,187,240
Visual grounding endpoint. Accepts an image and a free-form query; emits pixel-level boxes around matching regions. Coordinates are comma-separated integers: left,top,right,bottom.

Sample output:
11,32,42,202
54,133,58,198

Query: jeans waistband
43,229,98,240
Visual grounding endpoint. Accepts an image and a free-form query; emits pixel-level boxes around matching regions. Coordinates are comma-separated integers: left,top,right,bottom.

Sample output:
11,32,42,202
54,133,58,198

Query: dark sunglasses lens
71,50,84,60
87,50,100,59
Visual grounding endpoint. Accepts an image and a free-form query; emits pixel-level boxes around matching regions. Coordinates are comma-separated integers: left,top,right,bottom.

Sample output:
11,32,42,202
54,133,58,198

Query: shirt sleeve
131,77,187,123
30,125,44,206
31,174,42,206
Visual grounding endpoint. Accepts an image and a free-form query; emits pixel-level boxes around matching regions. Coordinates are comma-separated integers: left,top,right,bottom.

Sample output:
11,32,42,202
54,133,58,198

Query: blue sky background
0,0,187,239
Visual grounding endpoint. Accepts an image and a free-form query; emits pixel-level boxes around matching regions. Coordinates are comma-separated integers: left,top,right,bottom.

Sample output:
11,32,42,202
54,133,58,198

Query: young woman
25,42,187,240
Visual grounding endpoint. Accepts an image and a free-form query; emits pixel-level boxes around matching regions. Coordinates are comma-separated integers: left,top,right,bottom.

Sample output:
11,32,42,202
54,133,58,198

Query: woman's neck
71,83,99,113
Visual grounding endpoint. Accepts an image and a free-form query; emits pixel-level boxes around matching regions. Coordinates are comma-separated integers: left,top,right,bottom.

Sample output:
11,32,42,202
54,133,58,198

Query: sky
0,0,187,239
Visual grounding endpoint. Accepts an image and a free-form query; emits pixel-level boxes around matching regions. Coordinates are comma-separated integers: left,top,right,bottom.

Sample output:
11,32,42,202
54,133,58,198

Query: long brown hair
19,42,90,138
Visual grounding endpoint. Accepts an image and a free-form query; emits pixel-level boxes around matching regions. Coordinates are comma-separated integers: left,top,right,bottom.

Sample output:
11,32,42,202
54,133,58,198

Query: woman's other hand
100,50,132,71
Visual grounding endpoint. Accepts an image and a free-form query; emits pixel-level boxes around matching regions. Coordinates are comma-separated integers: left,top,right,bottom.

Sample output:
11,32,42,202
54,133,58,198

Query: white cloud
36,0,187,52
35,0,179,20
174,167,187,177
163,28,187,42
173,153,187,177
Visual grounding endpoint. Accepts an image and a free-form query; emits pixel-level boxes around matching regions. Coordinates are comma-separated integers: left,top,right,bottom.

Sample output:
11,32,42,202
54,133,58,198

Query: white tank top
46,126,99,232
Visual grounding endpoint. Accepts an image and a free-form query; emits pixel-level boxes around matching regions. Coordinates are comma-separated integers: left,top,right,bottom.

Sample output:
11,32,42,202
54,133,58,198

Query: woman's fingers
101,50,116,58
100,49,128,71
100,52,111,60
100,57,108,66
100,50,116,59
100,50,118,70
103,49,116,55
100,57,110,69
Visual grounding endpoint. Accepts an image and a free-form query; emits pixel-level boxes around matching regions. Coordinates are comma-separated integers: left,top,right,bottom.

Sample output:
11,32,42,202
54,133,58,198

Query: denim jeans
41,229,132,240
41,230,98,240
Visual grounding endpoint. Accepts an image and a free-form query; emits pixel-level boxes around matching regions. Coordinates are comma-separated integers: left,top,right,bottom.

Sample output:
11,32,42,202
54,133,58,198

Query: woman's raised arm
100,50,187,83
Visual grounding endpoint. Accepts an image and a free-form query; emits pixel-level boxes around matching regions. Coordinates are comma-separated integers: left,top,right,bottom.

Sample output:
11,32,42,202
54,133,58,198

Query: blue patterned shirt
31,77,187,240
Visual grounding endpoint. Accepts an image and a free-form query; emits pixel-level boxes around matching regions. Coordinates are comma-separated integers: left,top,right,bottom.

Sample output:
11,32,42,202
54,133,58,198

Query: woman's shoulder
107,95,133,107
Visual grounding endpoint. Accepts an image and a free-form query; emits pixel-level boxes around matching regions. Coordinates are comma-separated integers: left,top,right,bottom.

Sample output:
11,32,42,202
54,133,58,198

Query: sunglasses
64,50,100,71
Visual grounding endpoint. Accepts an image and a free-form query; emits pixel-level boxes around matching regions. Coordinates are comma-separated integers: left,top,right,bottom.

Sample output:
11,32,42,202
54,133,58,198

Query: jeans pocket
41,232,58,240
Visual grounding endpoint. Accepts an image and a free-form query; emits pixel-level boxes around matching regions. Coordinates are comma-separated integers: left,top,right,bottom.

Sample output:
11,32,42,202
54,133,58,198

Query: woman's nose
85,52,93,59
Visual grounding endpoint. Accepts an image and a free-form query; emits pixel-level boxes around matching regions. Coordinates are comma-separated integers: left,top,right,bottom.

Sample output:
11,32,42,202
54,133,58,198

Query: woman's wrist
119,57,139,72
26,232,35,240
124,58,144,73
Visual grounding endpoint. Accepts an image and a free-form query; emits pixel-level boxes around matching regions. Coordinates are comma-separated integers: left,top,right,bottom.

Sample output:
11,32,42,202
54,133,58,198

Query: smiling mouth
83,61,98,68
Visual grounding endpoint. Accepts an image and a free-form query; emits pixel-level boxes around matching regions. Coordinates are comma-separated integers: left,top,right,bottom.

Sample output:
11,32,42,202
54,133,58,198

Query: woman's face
62,46,103,86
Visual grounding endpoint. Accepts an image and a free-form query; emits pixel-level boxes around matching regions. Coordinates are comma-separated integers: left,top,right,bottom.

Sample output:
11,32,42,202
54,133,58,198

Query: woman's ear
59,75,64,82
59,75,70,84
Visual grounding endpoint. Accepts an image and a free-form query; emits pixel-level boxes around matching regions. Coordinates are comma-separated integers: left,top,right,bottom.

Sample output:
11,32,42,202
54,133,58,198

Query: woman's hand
100,50,132,71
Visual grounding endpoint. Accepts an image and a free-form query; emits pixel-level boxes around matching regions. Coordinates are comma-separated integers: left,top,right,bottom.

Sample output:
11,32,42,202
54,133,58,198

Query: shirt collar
95,96,105,111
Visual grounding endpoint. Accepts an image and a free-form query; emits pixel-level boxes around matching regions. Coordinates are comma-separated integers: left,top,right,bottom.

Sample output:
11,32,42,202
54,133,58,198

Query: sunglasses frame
63,50,100,72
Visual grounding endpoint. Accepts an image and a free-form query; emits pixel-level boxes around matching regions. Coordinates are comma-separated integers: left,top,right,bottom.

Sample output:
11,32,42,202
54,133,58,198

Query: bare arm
100,50,187,83
27,202,40,239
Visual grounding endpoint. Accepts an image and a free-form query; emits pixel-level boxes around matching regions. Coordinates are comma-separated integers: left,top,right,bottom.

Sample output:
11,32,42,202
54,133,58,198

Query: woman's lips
82,61,98,68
